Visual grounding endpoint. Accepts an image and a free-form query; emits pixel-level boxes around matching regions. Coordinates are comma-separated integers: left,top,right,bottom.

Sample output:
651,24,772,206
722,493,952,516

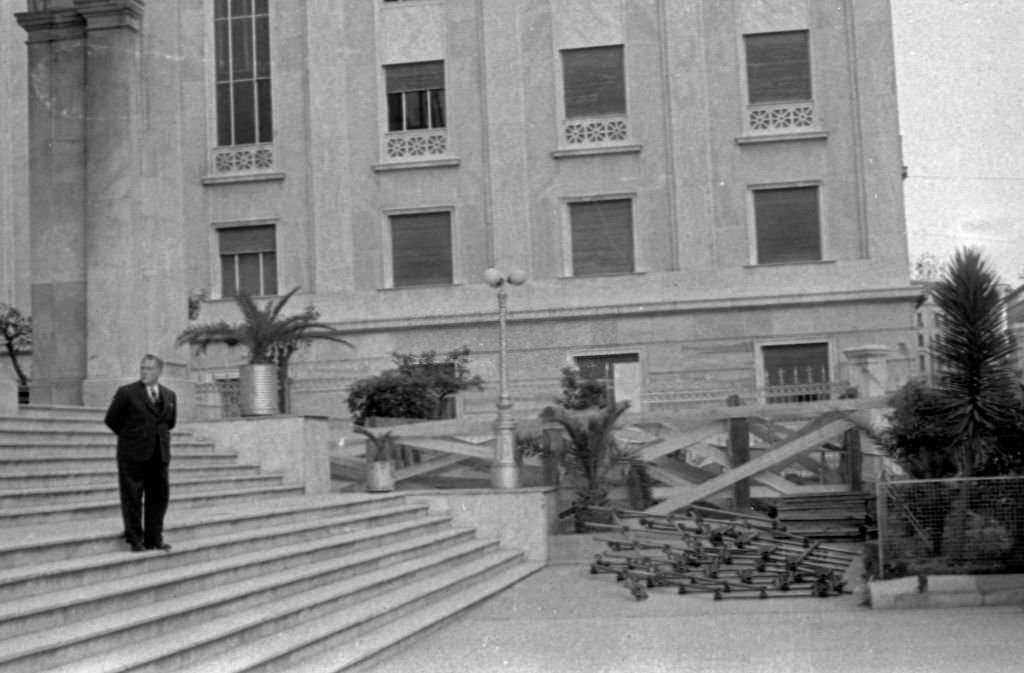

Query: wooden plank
637,421,725,461
628,396,886,426
395,437,493,461
646,415,855,515
329,458,364,482
393,453,473,482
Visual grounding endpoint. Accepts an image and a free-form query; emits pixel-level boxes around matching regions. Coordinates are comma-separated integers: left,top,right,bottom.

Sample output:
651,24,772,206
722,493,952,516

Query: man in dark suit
104,354,177,552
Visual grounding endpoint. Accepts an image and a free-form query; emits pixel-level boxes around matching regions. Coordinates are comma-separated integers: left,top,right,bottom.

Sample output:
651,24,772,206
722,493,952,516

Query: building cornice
74,0,144,32
16,0,143,39
16,9,86,42
251,285,922,335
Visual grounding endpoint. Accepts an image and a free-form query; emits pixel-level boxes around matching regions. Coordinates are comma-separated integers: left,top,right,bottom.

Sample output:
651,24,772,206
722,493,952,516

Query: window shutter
745,31,811,103
219,225,276,255
391,212,453,287
386,61,445,93
570,200,634,276
754,187,820,264
562,46,626,117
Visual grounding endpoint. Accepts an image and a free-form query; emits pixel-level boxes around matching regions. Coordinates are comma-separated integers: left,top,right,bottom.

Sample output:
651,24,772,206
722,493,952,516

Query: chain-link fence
877,476,1024,578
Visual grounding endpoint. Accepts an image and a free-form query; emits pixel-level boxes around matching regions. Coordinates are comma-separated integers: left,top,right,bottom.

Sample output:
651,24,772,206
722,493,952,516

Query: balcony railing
211,143,275,174
746,101,816,134
562,114,629,147
383,128,449,161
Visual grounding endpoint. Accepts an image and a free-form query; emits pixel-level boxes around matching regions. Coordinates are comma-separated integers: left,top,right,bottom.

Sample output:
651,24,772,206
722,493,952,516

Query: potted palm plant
354,425,397,492
540,400,632,532
176,287,353,415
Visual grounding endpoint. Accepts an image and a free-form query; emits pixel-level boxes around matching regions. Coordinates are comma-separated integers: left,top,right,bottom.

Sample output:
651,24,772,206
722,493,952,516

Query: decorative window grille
753,186,821,264
561,45,629,147
762,343,831,403
390,212,453,287
219,225,278,297
384,61,448,160
213,0,274,171
743,30,815,134
569,199,634,276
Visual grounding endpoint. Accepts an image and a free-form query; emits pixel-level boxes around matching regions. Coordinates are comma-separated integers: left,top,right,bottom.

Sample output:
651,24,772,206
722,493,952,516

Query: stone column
843,344,890,433
16,4,89,405
74,0,148,407
842,345,890,400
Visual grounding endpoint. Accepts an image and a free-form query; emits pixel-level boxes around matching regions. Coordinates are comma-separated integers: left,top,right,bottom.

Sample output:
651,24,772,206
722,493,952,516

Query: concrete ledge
184,416,331,494
403,487,557,563
870,573,1024,609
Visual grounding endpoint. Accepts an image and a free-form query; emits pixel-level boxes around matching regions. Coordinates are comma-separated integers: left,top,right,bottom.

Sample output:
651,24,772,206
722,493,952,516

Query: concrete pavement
370,565,1024,673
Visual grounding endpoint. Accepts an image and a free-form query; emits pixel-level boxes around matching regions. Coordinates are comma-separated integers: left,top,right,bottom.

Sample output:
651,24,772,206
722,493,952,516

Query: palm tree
930,249,1024,563
930,248,1021,476
540,401,631,530
176,287,353,413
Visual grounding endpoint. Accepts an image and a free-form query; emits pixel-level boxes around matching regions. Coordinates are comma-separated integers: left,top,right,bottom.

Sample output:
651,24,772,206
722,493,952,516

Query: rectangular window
386,61,446,132
744,30,811,104
762,342,830,403
219,225,277,297
569,199,634,276
562,46,626,118
215,0,273,147
753,186,821,264
390,212,453,287
574,353,640,406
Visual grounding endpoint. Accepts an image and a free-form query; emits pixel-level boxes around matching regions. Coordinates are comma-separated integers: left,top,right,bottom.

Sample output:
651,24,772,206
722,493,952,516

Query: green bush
346,346,484,425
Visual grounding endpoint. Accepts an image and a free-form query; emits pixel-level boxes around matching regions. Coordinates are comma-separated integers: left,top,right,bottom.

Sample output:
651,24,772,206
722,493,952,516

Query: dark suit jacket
104,381,177,462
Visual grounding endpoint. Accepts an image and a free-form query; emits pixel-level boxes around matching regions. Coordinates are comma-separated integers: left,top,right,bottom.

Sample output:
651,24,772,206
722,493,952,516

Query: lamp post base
490,462,521,490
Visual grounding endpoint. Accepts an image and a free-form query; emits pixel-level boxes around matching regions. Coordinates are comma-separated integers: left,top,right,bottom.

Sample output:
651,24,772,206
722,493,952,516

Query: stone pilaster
76,0,148,407
16,3,89,405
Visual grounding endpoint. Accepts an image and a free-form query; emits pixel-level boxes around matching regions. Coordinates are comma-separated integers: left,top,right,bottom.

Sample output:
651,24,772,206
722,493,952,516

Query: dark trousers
118,453,170,546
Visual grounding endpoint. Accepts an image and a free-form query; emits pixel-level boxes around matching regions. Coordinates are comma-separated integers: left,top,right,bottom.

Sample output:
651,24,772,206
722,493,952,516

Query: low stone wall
403,487,558,563
184,415,332,494
870,573,1024,609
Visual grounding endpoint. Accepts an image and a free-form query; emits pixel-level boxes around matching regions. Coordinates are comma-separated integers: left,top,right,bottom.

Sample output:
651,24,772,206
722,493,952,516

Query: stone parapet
184,415,333,495
870,573,1024,609
403,487,558,563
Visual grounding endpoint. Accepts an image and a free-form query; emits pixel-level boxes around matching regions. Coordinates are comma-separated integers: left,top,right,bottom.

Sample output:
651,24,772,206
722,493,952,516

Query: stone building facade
14,0,917,419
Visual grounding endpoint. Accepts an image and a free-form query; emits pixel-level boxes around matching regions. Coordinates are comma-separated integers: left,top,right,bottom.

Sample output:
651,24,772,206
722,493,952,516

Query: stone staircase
0,407,542,673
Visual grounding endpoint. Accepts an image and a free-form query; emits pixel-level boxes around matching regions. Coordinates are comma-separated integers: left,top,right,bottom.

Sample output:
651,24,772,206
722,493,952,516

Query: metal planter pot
366,461,395,492
239,363,279,416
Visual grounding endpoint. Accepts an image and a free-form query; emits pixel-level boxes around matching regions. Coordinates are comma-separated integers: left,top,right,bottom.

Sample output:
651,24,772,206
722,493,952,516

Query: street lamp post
484,267,527,489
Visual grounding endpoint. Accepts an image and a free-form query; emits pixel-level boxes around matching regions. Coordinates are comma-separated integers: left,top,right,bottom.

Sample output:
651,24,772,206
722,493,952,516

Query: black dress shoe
145,542,172,551
129,542,146,552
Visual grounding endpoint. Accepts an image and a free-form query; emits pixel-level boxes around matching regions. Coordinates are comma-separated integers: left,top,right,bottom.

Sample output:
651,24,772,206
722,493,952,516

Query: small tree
554,365,609,410
346,346,484,425
0,304,32,396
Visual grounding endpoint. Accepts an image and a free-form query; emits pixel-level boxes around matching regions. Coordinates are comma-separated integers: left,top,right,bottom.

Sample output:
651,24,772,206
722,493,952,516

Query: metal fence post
876,477,887,579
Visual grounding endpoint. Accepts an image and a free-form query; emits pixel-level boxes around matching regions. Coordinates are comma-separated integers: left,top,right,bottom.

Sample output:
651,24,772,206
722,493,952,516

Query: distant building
12,0,916,418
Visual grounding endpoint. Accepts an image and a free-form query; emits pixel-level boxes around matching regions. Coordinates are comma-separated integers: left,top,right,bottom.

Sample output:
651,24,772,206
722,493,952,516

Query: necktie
150,387,158,404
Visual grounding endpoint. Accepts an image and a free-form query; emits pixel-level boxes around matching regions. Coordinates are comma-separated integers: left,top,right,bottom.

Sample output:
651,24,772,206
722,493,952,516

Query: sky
891,0,1024,283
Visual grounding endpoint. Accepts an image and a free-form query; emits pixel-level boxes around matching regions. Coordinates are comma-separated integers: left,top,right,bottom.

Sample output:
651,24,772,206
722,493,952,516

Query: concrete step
0,463,263,490
0,484,308,527
0,517,471,643
0,429,198,445
0,451,241,472
0,504,439,603
0,494,408,569
0,440,216,456
27,546,525,673
298,561,544,673
8,406,107,421
0,474,288,507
